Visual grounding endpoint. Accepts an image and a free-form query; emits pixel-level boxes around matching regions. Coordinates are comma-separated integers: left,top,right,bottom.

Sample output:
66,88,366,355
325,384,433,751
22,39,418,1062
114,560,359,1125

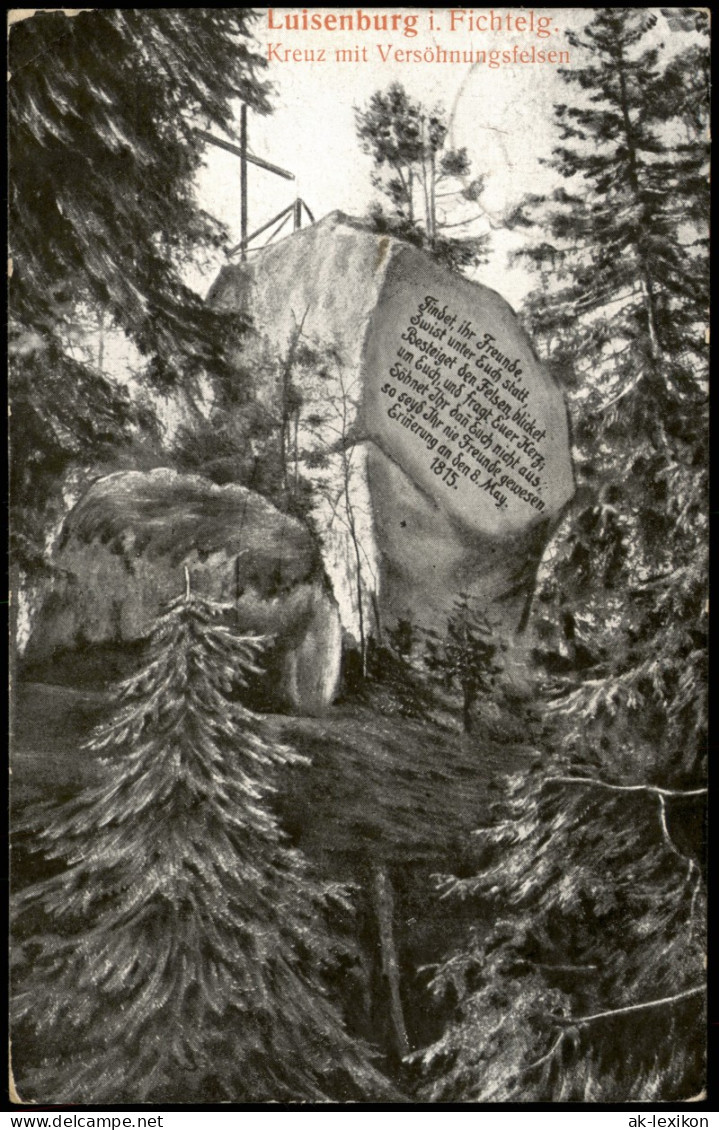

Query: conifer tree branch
544,778,705,905
601,372,643,411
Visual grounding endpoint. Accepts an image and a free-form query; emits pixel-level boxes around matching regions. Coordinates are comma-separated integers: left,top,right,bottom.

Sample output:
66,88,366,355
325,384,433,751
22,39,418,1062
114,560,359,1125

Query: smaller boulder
26,469,341,716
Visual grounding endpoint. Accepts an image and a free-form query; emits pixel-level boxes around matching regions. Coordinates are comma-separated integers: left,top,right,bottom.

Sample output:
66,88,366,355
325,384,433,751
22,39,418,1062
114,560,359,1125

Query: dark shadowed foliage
419,9,708,1103
9,9,270,569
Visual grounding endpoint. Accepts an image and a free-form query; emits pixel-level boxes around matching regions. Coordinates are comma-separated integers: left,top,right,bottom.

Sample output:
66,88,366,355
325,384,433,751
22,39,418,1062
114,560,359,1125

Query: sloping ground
11,681,535,875
11,683,109,809
272,708,534,871
10,680,536,1057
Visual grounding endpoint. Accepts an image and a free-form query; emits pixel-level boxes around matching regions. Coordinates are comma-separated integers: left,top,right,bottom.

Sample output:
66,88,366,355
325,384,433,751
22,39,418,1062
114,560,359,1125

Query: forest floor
11,680,535,864
10,678,537,1057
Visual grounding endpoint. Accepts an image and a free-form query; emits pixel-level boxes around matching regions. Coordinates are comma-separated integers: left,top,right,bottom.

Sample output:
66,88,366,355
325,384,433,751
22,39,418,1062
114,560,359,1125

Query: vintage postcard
8,7,709,1106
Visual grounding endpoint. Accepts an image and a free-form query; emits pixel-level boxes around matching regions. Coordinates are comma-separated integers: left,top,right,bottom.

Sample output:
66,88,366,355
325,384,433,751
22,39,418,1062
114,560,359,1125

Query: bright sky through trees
191,8,686,306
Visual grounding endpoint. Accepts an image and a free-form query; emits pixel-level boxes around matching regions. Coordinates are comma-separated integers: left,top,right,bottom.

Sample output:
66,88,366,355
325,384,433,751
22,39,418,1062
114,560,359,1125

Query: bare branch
438,213,485,231
657,793,686,859
687,868,703,939
522,1031,567,1074
522,985,704,1077
543,776,706,800
550,986,704,1029
534,962,598,973
656,792,704,924
601,372,644,412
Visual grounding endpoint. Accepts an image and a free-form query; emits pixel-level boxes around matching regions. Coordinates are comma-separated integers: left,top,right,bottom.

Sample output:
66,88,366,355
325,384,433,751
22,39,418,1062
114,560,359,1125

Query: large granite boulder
25,470,341,715
208,212,574,637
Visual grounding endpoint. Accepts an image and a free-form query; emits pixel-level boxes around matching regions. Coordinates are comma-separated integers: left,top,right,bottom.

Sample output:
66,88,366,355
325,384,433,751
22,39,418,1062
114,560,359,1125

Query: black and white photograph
7,6,710,1108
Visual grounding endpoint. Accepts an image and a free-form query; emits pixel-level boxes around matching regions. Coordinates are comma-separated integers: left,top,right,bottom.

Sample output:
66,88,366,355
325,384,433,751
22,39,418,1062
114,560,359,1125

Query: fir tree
423,595,503,733
9,10,270,569
419,10,708,1103
11,578,389,1104
418,763,706,1102
355,82,490,271
510,9,709,783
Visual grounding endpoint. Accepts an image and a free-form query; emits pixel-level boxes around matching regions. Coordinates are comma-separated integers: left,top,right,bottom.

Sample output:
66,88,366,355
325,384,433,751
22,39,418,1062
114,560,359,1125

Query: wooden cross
195,105,313,261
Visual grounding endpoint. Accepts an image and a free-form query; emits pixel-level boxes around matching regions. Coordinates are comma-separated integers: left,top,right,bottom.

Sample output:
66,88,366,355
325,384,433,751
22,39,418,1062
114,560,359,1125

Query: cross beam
194,128,295,181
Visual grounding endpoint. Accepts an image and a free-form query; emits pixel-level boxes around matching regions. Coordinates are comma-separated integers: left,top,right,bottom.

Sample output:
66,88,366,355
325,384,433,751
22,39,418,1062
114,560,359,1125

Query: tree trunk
343,462,367,676
616,44,662,362
429,150,436,247
370,862,409,1059
279,316,308,495
8,560,21,700
462,683,477,733
420,156,432,241
97,308,105,372
371,589,383,646
280,382,290,495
